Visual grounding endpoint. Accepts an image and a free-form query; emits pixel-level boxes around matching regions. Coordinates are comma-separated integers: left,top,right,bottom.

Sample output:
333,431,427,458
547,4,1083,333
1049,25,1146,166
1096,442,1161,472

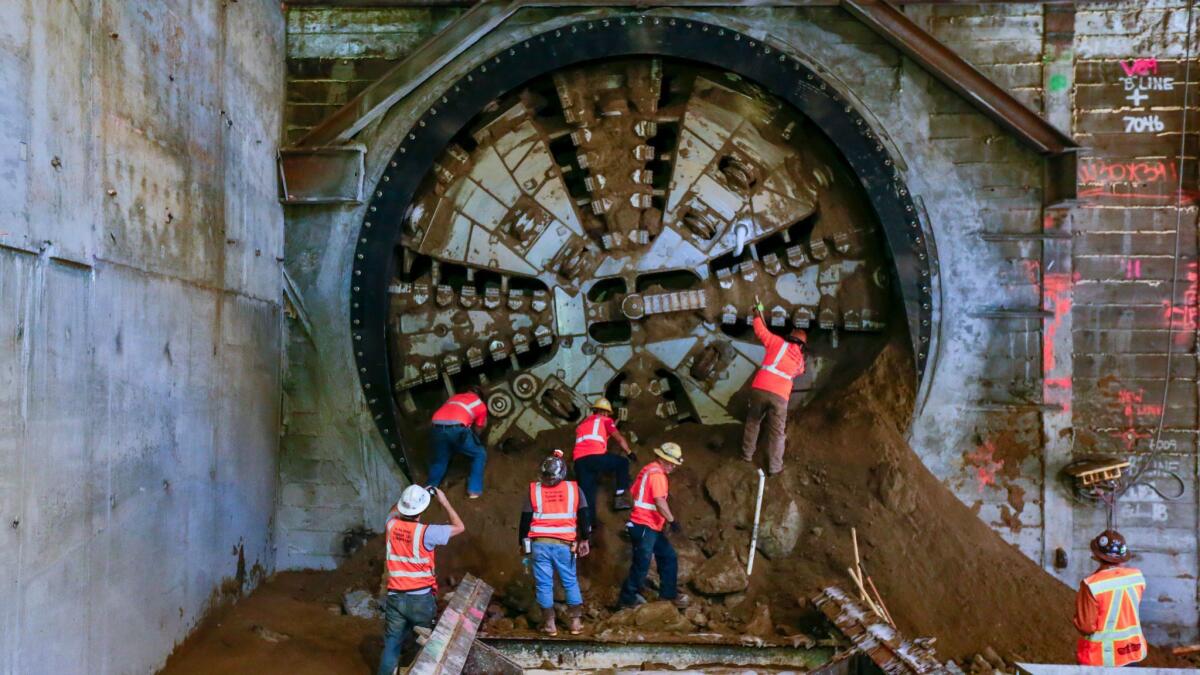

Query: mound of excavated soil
162,340,1182,673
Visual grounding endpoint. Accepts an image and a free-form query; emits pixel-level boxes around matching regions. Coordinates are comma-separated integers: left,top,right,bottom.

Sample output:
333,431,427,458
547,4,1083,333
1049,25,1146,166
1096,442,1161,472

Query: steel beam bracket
278,145,367,204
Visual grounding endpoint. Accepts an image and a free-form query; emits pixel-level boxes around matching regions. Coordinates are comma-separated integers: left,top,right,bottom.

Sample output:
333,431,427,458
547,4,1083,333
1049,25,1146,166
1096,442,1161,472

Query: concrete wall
0,1,286,673
278,1,1199,643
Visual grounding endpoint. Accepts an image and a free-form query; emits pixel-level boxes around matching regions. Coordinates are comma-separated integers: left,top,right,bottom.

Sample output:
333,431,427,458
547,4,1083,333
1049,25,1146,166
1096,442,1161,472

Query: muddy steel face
385,58,896,453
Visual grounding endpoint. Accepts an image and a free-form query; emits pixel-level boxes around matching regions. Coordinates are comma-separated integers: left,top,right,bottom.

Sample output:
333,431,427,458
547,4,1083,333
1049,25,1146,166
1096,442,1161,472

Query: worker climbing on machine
616,442,690,610
427,385,488,498
518,449,592,636
572,397,636,525
377,485,465,675
1074,529,1147,667
741,299,806,475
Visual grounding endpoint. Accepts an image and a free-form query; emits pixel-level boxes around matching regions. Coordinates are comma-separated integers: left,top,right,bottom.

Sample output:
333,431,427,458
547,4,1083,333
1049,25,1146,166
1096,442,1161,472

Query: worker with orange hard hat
1074,529,1147,667
572,397,635,528
741,302,806,475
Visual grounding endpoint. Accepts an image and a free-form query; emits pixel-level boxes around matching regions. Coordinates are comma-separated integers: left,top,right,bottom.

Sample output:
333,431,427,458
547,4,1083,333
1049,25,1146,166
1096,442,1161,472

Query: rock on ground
599,601,692,633
876,461,917,514
341,590,382,620
758,496,802,559
704,462,760,524
692,547,749,595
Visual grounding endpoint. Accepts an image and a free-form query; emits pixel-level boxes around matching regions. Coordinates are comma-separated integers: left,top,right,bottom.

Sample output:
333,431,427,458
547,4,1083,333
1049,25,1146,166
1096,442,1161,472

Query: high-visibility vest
751,339,804,399
629,463,667,531
1076,567,1146,667
528,481,579,542
432,393,484,426
384,518,437,593
573,414,611,460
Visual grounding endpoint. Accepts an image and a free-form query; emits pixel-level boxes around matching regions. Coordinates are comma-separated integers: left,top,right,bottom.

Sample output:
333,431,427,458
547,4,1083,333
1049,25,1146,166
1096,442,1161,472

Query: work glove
668,520,682,536
755,303,765,314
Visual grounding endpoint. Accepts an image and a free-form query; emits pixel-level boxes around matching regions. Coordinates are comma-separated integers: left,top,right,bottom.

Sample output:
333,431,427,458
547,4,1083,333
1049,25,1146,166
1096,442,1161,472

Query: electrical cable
1116,0,1196,505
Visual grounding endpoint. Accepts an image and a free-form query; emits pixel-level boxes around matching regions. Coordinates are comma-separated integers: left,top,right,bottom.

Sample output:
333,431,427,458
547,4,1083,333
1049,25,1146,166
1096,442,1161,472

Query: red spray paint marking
1160,260,1199,337
1119,57,1159,77
965,440,1004,492
1042,272,1077,413
1077,159,1197,204
1109,386,1162,451
1125,259,1142,280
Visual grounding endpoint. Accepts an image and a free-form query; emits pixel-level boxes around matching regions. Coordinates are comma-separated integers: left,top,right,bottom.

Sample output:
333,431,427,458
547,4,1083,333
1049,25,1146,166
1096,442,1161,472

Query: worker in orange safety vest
616,442,690,610
572,397,635,527
741,303,806,475
428,385,488,498
1075,529,1147,667
377,485,465,675
518,450,592,636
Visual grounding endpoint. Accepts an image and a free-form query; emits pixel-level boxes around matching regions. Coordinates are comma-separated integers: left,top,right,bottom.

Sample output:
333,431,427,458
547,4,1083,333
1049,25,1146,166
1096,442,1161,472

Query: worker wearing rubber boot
616,442,691,610
741,303,806,476
377,485,465,675
518,450,592,636
572,397,636,525
1074,530,1147,667
427,385,489,498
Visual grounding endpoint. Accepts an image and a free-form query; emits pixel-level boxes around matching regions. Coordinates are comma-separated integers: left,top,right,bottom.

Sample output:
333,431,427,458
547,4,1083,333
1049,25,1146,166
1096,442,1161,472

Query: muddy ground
161,341,1186,673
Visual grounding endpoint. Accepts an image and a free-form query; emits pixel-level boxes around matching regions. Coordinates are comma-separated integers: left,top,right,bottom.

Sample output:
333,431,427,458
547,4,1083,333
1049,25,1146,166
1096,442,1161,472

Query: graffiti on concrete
1077,158,1197,203
1160,260,1199,335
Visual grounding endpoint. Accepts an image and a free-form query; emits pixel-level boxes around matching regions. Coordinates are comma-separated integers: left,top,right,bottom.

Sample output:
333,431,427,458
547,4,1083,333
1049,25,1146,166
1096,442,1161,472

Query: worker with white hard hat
377,485,465,675
616,442,690,610
572,397,636,528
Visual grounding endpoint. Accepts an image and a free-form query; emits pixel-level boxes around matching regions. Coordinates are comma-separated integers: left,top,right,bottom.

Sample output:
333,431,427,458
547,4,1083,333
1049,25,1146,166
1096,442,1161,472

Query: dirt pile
163,339,1182,673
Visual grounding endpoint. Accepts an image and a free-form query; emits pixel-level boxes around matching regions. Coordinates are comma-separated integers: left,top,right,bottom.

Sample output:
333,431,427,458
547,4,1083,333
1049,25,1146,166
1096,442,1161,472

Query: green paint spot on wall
1048,73,1070,92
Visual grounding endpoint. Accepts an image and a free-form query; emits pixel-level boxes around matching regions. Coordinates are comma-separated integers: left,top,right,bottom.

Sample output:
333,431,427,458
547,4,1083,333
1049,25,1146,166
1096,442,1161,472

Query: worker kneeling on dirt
742,305,806,476
519,449,592,636
428,385,488,498
616,442,690,610
377,485,465,675
1074,529,1147,667
573,397,636,525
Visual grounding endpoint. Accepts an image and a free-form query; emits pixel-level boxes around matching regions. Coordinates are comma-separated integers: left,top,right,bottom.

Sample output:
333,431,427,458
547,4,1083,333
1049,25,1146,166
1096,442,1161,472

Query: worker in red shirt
377,484,464,675
741,303,806,475
427,385,489,498
616,442,690,610
1074,529,1147,667
572,397,635,526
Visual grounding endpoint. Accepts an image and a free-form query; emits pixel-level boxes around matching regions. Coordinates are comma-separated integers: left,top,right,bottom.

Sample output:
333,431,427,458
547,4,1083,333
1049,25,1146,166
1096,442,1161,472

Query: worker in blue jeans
377,485,465,675
617,443,690,609
519,450,592,635
427,386,488,497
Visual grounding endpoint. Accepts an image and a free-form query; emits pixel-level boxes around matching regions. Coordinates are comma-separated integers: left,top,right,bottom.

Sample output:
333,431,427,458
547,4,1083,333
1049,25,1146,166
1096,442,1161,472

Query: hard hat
592,397,614,414
653,442,684,465
787,328,808,344
1090,529,1131,564
540,449,567,486
396,484,431,516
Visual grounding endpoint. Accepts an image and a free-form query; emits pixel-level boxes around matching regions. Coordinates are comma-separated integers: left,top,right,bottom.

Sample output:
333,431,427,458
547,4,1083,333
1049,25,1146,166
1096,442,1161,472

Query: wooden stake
867,575,895,627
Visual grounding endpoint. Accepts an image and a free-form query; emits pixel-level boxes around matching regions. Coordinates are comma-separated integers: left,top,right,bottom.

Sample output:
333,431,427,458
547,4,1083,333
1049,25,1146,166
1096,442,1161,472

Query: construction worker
518,449,592,636
616,442,690,610
572,397,635,525
1074,529,1147,667
741,304,806,475
427,385,488,498
377,485,465,675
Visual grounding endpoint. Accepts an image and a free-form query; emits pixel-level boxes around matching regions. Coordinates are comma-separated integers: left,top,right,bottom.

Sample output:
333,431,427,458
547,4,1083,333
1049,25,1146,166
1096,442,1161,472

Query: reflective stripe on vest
529,482,578,538
761,341,796,380
385,521,435,580
575,417,605,446
1082,571,1145,667
449,398,482,415
633,465,662,512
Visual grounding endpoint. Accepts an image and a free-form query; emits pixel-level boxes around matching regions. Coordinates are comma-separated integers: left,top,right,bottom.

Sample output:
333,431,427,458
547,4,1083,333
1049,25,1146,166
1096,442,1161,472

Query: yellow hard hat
592,397,614,413
653,442,684,465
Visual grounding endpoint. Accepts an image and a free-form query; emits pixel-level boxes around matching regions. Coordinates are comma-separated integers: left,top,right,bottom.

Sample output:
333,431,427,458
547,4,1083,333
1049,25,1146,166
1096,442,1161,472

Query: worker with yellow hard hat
571,397,635,529
616,442,690,610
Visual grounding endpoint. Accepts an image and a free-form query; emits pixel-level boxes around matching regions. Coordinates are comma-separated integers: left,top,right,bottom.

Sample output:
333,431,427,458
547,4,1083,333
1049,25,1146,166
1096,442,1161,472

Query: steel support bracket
278,145,367,204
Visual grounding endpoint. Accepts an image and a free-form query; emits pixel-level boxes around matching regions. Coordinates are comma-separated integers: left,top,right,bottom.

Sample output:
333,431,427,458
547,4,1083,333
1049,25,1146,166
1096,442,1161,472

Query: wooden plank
409,574,494,675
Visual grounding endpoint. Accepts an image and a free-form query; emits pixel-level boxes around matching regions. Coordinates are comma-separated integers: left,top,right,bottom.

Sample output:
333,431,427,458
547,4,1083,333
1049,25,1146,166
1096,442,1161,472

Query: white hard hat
396,484,431,516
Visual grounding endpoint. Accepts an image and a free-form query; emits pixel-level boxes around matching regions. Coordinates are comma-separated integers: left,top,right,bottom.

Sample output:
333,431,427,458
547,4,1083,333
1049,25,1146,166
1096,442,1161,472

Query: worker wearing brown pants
741,304,806,475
